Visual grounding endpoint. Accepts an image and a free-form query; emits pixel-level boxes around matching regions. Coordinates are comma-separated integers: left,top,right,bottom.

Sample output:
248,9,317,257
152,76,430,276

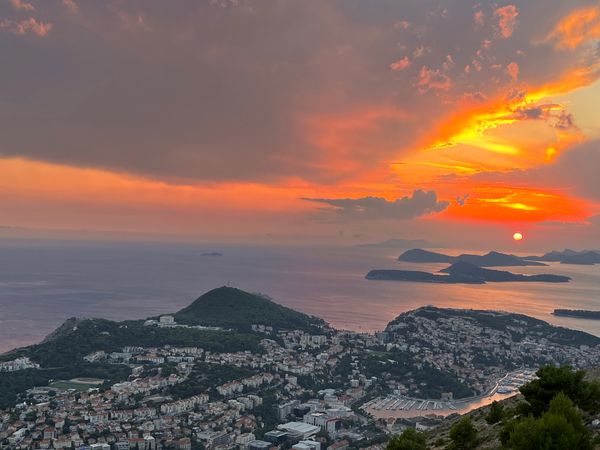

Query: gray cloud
541,141,600,200
456,194,469,206
0,0,597,183
303,189,449,220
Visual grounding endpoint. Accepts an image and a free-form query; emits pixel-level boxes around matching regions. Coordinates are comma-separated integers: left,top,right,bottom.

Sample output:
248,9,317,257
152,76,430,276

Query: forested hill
174,286,326,332
1,287,326,367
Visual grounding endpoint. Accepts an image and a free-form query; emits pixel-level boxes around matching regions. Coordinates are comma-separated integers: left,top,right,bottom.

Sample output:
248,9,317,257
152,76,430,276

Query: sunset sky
1,0,600,249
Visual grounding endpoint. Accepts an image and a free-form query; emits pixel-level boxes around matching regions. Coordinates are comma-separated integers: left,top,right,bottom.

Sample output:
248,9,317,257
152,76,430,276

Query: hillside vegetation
174,286,326,332
4,318,261,368
386,366,600,450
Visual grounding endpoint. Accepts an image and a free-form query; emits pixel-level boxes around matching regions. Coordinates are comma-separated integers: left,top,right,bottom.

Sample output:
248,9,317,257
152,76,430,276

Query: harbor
362,369,537,418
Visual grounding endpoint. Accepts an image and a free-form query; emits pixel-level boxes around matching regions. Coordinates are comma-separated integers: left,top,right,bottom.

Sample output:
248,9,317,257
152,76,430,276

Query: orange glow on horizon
442,186,589,223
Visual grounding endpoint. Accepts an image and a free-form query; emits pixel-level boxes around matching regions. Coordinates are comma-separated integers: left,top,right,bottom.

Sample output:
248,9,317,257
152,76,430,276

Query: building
264,430,288,446
293,441,321,450
277,422,320,440
159,315,176,326
196,431,232,448
248,440,273,450
293,404,312,418
235,433,256,446
43,428,57,440
278,400,300,420
328,440,349,450
90,445,111,450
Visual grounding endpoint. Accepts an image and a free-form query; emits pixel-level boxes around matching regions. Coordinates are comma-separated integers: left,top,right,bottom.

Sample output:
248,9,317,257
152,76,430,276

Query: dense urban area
2,288,600,450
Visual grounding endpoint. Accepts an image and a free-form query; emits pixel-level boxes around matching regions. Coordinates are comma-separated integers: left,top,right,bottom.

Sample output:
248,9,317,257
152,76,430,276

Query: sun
513,232,524,241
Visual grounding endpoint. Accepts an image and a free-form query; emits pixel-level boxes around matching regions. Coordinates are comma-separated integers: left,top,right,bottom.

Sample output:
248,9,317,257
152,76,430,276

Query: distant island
553,309,600,319
200,252,223,257
398,248,547,267
526,249,600,265
366,261,571,284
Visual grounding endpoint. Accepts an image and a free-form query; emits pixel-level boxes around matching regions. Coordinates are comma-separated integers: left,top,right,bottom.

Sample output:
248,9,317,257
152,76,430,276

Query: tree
449,416,477,450
507,393,592,450
485,401,504,424
519,366,600,416
386,428,427,450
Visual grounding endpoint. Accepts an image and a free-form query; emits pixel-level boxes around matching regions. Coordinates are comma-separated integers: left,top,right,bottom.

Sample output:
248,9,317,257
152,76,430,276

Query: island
366,261,571,284
525,249,600,265
398,248,547,267
553,309,600,319
398,248,454,263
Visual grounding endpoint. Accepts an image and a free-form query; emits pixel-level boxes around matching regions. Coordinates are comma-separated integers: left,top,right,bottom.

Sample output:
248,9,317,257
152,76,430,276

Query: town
2,298,600,450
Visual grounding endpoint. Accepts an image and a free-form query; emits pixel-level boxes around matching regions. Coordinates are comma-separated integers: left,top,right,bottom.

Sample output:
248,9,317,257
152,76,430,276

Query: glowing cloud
443,187,588,223
417,66,451,92
0,17,52,36
546,5,600,49
506,62,519,81
494,5,519,38
390,57,411,71
9,0,34,12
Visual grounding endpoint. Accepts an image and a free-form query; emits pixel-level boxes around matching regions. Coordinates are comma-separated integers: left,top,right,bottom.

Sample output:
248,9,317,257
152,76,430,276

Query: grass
49,379,102,391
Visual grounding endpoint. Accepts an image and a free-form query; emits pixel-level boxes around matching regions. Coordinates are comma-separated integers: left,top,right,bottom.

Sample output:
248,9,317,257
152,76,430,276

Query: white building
293,441,321,450
277,422,320,440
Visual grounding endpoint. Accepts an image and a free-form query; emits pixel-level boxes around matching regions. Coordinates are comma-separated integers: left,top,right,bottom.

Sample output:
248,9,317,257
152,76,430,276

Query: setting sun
513,232,524,241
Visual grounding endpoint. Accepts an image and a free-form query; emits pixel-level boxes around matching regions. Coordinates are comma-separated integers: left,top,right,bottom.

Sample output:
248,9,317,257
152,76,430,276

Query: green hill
174,286,326,332
3,318,261,368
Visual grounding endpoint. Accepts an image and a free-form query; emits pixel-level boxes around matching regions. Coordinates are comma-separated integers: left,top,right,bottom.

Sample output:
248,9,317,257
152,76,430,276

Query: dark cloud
456,194,469,206
0,0,597,183
542,141,600,200
302,189,449,220
510,104,578,129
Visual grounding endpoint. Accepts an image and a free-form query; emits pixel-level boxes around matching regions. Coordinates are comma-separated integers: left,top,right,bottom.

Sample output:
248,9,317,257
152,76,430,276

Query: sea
1,239,600,354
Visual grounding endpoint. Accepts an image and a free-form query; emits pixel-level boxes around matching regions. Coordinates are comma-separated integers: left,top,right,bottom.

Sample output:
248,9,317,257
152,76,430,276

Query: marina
363,369,537,418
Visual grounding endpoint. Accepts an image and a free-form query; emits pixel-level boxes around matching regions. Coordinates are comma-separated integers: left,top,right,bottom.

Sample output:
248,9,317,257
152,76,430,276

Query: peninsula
553,309,600,319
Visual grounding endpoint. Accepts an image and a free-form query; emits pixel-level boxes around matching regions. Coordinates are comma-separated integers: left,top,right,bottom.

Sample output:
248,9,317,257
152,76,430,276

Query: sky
1,0,600,249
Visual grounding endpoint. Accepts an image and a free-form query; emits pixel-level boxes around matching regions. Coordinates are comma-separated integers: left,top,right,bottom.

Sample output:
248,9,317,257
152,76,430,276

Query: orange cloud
9,0,35,12
304,106,414,176
506,61,519,80
417,66,451,92
62,0,79,14
546,5,600,49
0,17,52,36
474,10,485,28
494,5,519,38
423,65,598,158
390,56,411,71
443,186,588,222
0,158,311,217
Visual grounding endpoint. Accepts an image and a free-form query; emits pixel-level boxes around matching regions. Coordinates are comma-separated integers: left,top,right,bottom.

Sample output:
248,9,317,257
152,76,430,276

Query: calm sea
1,240,599,353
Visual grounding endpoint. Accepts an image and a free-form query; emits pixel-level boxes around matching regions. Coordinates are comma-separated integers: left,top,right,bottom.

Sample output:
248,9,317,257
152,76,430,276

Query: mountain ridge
398,248,547,267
